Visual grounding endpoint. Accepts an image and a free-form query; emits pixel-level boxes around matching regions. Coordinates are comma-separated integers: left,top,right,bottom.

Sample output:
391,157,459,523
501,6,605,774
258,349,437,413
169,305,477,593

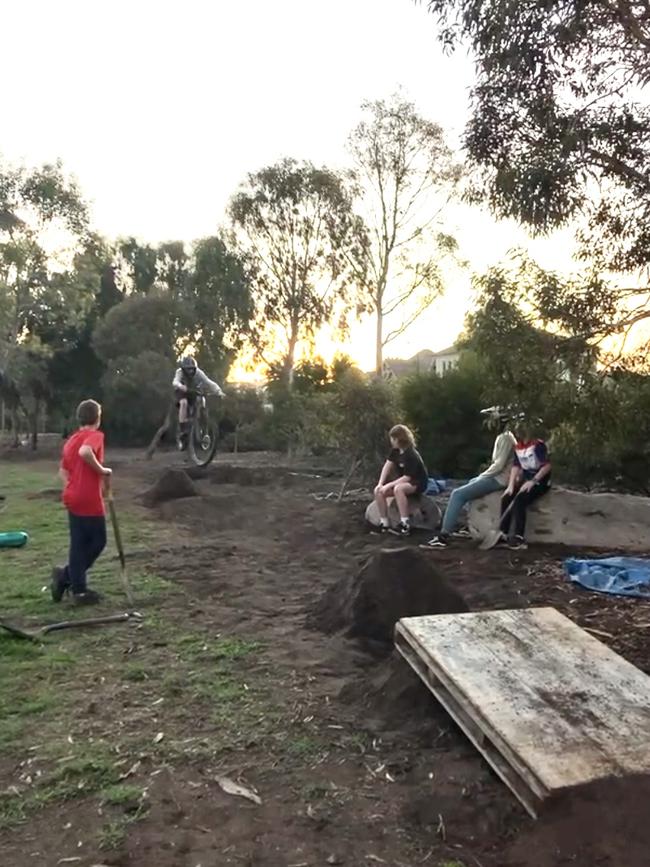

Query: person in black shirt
373,424,428,536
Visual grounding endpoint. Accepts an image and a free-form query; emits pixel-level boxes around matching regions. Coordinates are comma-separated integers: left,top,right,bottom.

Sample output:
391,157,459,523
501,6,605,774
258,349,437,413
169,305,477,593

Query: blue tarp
426,478,447,495
564,557,650,599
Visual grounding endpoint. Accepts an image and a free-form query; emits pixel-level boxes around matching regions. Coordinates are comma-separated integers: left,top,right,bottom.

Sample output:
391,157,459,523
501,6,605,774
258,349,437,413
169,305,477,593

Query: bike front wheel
188,406,219,467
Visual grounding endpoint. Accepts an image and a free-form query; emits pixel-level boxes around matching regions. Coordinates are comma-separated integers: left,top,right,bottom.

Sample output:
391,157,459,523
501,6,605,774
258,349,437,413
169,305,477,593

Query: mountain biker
173,355,225,451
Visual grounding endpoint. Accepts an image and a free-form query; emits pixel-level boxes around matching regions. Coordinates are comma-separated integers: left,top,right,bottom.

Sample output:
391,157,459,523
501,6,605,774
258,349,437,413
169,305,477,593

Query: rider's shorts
174,388,196,406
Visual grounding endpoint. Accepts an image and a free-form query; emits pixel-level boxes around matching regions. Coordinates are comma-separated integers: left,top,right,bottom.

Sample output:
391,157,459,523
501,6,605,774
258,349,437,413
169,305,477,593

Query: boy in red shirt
51,399,112,605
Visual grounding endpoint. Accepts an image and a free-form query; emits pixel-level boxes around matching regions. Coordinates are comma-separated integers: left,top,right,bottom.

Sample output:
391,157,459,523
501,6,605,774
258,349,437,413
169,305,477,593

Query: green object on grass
0,531,29,549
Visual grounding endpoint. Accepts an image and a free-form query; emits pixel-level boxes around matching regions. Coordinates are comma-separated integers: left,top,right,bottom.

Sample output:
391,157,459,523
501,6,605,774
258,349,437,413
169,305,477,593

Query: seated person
373,424,428,537
497,416,552,550
173,355,224,450
423,406,515,549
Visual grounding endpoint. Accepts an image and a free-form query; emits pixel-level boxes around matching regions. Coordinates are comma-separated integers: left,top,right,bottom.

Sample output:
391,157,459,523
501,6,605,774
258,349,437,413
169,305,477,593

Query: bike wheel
188,407,218,467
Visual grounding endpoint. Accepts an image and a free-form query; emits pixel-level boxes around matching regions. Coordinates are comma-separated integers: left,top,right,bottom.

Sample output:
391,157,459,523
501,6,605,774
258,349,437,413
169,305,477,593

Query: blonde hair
389,424,415,449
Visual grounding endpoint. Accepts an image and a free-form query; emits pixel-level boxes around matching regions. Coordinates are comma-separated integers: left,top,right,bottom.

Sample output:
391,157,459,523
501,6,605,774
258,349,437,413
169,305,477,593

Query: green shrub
400,354,492,478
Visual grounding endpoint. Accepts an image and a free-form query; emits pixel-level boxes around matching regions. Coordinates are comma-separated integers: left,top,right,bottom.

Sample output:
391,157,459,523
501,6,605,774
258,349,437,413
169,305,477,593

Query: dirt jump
3,449,650,867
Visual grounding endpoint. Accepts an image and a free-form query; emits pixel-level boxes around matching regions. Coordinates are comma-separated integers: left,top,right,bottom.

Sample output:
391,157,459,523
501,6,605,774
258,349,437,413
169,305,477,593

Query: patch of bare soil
3,450,650,867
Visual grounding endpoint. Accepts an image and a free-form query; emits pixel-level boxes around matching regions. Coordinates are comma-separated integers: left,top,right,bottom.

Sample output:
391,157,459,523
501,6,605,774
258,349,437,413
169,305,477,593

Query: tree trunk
146,400,175,459
29,400,40,450
283,320,299,387
10,409,19,447
375,305,384,376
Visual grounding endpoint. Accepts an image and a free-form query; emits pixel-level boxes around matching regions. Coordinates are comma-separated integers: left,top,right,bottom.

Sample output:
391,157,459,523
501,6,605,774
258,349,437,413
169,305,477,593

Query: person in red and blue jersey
497,416,551,550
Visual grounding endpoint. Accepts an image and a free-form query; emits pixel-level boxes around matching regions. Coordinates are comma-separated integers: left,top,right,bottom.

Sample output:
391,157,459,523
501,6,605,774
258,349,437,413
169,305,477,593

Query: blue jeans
63,513,107,594
441,475,503,535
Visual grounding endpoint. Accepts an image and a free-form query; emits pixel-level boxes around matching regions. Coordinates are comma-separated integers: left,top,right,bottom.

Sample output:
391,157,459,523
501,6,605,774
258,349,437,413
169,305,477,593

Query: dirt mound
142,469,198,507
506,774,650,867
307,546,468,644
340,652,447,730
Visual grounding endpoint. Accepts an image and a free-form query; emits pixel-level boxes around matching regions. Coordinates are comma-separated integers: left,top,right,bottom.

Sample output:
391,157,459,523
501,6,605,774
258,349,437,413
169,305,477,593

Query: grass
98,802,149,850
100,783,144,807
0,744,119,829
0,461,279,840
0,463,171,833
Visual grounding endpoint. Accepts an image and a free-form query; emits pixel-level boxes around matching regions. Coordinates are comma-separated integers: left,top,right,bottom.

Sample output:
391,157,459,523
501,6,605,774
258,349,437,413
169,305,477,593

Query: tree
332,369,402,495
424,1,650,343
347,93,462,373
184,236,253,380
114,237,158,294
101,350,175,445
401,352,491,477
229,158,365,384
461,256,603,420
220,385,266,453
96,237,254,455
4,339,52,449
0,159,89,445
93,294,182,364
0,159,89,357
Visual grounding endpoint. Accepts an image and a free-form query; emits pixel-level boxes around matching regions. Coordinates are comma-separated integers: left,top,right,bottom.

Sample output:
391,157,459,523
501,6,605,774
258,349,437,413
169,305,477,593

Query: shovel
107,487,135,609
479,498,517,550
0,612,141,642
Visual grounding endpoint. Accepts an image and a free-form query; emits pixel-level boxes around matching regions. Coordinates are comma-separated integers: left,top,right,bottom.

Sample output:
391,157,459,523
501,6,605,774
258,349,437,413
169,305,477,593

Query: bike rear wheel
188,405,218,467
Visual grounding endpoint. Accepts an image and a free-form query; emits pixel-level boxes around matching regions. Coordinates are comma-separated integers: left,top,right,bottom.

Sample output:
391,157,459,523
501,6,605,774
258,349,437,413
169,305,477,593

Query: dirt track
3,448,650,866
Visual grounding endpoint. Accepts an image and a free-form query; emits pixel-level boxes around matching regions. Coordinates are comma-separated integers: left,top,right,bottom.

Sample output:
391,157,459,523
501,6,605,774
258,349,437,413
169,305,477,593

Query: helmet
180,355,197,377
480,406,510,424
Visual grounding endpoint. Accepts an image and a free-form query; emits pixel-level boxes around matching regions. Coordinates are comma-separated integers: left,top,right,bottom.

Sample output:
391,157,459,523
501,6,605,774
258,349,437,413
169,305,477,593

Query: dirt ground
2,446,650,867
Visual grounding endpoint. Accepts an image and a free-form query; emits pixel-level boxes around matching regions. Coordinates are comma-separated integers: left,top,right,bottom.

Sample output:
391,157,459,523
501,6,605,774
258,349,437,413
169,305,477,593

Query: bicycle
178,390,219,467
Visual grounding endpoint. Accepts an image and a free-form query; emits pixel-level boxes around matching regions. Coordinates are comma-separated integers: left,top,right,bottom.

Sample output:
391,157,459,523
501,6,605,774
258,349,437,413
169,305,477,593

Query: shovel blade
479,530,503,551
0,621,40,641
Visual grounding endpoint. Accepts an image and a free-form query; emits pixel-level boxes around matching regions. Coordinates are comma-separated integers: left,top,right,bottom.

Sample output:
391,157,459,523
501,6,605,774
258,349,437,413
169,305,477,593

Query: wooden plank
395,608,650,816
395,629,544,817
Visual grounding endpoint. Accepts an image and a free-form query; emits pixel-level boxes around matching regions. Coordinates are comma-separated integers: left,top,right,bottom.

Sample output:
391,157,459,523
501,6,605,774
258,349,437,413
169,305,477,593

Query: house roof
430,345,459,357
383,346,459,378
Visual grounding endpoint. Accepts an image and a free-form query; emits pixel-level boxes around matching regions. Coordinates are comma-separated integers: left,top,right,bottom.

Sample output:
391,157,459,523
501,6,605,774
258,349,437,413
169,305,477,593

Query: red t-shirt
61,428,106,517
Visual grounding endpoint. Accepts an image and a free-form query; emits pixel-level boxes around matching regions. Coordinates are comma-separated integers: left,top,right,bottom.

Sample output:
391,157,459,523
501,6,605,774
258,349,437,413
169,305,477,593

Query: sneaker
421,535,449,549
178,433,188,452
451,528,472,539
50,566,68,603
71,589,102,606
508,535,528,550
370,523,390,535
390,521,411,537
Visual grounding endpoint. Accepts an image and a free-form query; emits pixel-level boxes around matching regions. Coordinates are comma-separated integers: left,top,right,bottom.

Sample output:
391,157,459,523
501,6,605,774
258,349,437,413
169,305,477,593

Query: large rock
365,495,441,531
468,487,650,551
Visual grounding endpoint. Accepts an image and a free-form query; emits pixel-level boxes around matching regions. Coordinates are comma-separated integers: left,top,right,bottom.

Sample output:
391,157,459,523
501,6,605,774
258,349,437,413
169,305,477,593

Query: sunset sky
3,0,578,375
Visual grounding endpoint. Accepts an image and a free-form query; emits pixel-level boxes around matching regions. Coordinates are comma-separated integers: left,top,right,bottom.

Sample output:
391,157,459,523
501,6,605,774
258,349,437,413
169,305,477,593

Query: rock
307,546,468,644
468,487,650,551
364,495,441,531
141,469,198,507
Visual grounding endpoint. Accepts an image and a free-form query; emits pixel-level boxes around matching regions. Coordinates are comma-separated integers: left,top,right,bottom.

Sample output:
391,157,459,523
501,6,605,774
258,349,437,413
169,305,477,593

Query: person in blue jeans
421,407,515,549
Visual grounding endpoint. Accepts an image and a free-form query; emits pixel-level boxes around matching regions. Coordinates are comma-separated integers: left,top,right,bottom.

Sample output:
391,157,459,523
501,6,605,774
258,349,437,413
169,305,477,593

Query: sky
2,0,579,375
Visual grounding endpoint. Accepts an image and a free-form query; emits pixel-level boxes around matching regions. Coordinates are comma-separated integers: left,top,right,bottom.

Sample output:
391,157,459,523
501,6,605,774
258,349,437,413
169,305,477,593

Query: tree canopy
424,1,650,342
348,93,461,373
229,158,366,383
